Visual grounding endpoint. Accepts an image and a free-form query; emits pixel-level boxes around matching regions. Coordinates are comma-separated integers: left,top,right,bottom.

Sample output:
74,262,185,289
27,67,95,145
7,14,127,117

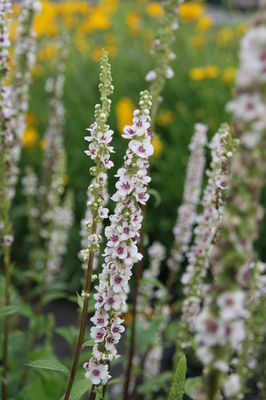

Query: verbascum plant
145,0,184,126
179,124,237,349
9,0,41,197
192,5,266,399
167,123,207,292
83,91,153,398
0,2,13,398
64,50,114,400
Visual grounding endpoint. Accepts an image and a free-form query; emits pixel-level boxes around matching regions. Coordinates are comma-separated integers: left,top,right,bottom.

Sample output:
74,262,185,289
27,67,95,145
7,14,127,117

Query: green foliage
60,377,92,400
168,355,187,400
184,377,205,400
26,359,69,376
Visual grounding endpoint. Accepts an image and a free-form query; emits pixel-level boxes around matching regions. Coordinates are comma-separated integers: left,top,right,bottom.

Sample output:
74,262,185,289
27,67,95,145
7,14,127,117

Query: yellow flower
8,21,19,41
189,64,219,81
179,2,204,22
191,34,205,49
146,3,163,19
222,66,236,85
38,43,58,61
197,15,213,31
237,23,247,37
126,12,141,35
92,44,117,62
22,127,38,148
80,6,110,34
34,2,58,38
204,64,219,79
217,27,234,46
40,138,47,150
189,67,206,81
152,133,163,157
116,97,135,134
157,110,175,126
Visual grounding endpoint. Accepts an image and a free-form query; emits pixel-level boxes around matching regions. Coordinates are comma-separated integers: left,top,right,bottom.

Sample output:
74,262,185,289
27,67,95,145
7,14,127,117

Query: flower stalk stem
64,219,97,400
1,245,11,400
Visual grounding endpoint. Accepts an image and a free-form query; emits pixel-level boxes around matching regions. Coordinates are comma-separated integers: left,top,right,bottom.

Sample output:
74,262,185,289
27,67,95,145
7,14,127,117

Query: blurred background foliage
10,0,262,290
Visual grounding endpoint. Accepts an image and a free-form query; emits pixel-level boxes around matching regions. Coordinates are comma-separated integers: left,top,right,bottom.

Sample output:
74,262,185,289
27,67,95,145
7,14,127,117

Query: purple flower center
114,276,122,284
138,145,146,153
121,181,131,190
123,227,130,235
108,297,115,305
96,331,104,339
111,234,119,243
117,246,124,255
136,120,143,127
92,369,100,377
113,326,120,333
97,318,105,325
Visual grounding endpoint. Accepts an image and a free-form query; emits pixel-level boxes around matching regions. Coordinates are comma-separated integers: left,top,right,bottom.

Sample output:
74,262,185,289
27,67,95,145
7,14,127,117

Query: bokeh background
11,0,265,292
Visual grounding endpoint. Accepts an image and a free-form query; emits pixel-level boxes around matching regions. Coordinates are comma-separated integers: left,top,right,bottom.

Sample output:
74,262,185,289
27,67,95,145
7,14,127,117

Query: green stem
2,244,11,400
64,219,97,400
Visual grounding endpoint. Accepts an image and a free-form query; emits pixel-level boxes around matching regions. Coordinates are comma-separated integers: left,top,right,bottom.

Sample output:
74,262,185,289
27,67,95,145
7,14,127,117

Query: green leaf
184,377,204,400
26,359,69,376
168,355,187,400
42,291,66,305
148,188,161,207
0,305,19,318
56,326,78,346
135,316,165,353
82,339,95,348
60,378,92,400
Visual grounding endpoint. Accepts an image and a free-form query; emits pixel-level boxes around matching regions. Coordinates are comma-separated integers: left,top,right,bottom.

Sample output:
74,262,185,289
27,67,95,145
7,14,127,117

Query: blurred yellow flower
126,12,141,35
189,64,219,80
237,23,247,37
80,6,110,34
204,64,219,78
197,15,213,31
8,21,19,41
179,2,204,22
116,97,135,134
92,43,117,61
152,133,163,157
222,66,236,85
217,27,234,46
22,127,38,148
146,3,163,19
157,109,175,126
189,67,206,81
40,137,47,150
38,43,58,61
34,2,58,38
191,34,205,49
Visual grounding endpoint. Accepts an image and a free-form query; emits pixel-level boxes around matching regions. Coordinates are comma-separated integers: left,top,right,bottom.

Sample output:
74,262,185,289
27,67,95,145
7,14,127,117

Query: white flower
217,291,245,321
129,139,154,158
84,362,111,385
165,67,174,79
145,70,157,81
223,374,241,397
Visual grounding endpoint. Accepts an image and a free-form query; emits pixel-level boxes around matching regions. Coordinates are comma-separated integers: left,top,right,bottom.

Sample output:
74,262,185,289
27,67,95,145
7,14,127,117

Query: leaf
60,378,92,400
26,359,69,376
168,355,187,400
184,377,204,400
42,291,66,305
148,188,161,207
0,305,19,318
135,316,165,353
82,339,95,348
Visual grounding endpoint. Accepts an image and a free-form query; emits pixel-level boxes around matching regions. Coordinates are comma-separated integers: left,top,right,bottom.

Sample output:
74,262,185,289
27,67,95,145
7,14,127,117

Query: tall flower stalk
64,50,114,400
0,2,13,399
192,6,266,399
124,2,183,397
167,123,207,293
84,90,153,399
9,0,40,198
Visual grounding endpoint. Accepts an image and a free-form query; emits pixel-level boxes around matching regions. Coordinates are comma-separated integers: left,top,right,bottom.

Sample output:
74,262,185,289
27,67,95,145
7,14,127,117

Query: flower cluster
234,261,266,398
78,50,114,268
167,123,207,289
84,90,153,386
138,241,166,317
9,0,41,198
180,124,236,340
145,0,184,123
0,0,13,247
192,10,266,398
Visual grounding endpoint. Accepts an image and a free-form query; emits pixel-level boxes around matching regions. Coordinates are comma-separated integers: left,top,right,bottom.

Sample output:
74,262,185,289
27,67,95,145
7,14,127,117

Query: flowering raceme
84,90,153,386
180,124,237,344
167,123,207,290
